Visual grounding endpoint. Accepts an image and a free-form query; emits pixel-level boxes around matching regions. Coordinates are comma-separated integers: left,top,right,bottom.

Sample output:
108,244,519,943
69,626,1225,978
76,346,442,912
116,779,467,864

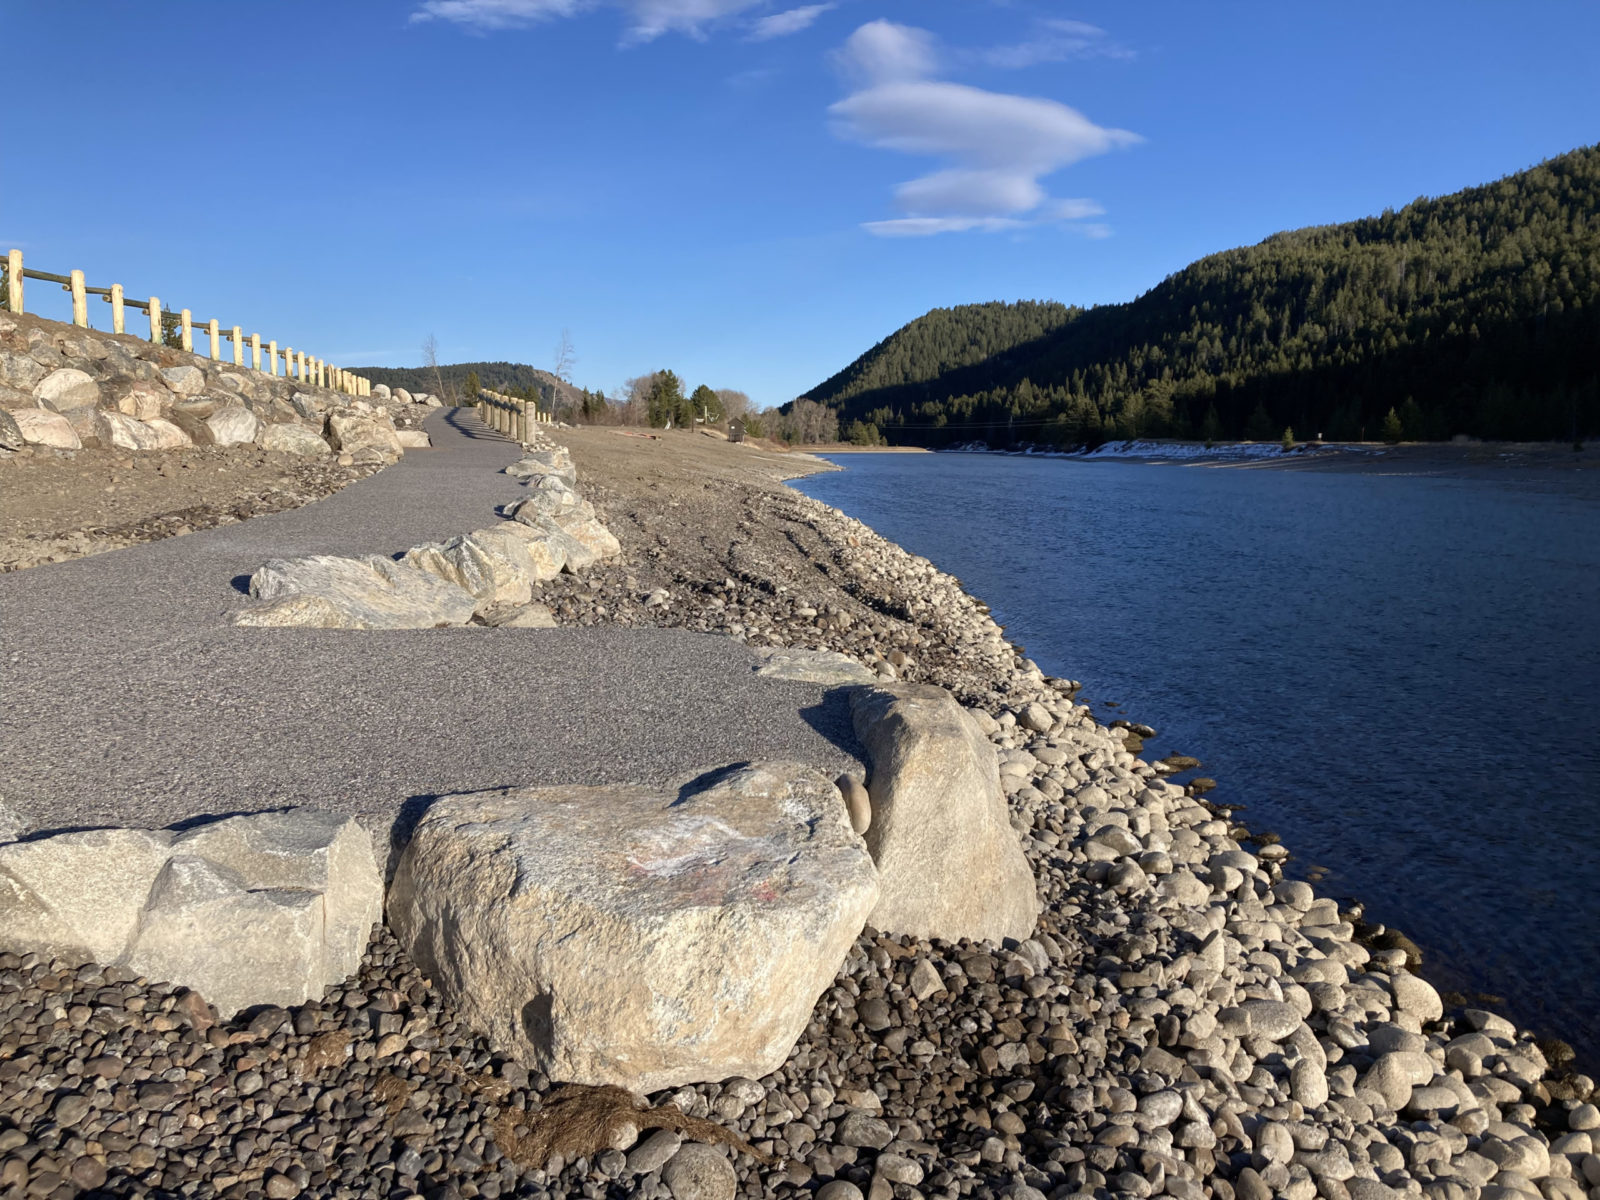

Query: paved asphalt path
0,409,862,848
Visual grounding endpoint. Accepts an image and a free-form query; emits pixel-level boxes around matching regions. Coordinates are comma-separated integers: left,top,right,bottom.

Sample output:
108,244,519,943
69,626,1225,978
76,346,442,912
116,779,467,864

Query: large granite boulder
505,510,596,572
389,762,879,1092
160,365,207,395
94,411,191,451
0,810,382,1016
751,647,876,685
259,422,332,456
496,521,568,579
850,683,1039,944
207,406,262,447
556,515,622,562
13,407,81,450
325,408,402,460
237,554,477,628
0,349,49,391
506,475,583,521
402,528,534,612
0,409,24,452
33,367,99,409
106,379,168,421
506,449,577,485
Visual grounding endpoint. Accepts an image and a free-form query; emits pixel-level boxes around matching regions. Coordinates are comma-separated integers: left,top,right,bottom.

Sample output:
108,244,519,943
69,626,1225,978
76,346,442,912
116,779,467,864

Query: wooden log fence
477,388,552,443
1,249,371,397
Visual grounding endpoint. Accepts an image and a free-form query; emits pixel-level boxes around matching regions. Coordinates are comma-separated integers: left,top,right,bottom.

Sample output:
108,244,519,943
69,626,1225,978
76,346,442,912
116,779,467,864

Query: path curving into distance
0,408,860,847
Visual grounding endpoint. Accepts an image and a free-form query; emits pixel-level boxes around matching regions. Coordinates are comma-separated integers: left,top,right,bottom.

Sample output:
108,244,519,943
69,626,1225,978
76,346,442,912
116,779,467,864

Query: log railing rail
1,249,370,397
477,388,552,443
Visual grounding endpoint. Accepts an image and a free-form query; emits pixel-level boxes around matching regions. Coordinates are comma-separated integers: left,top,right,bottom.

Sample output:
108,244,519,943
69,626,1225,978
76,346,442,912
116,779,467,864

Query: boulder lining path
0,408,861,838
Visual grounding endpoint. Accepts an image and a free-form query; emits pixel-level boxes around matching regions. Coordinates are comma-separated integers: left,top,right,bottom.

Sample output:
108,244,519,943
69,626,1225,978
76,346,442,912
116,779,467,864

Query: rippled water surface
793,453,1600,1068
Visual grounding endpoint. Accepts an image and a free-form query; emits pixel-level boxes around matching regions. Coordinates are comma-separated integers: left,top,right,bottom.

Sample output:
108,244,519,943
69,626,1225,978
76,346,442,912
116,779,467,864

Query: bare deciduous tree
714,389,751,422
421,333,451,404
773,398,838,444
553,329,576,384
616,373,659,427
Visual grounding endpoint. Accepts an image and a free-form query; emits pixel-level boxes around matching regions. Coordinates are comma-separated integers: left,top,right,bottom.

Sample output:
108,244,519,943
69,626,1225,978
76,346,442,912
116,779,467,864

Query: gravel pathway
0,408,861,837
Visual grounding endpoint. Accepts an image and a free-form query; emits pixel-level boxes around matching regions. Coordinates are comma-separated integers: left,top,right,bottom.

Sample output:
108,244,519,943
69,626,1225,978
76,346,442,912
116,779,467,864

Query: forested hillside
804,145,1600,446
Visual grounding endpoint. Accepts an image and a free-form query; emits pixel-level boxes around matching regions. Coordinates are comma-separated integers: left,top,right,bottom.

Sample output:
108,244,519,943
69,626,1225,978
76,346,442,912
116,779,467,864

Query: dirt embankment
0,446,374,572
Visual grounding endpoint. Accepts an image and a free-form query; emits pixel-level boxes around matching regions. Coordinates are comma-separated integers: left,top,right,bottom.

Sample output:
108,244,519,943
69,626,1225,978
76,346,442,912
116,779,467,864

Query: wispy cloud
410,0,766,42
828,22,1139,238
980,18,1135,70
747,3,831,40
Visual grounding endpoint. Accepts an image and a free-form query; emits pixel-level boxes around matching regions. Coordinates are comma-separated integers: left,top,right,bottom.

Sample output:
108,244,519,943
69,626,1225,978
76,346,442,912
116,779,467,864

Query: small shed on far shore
729,418,746,443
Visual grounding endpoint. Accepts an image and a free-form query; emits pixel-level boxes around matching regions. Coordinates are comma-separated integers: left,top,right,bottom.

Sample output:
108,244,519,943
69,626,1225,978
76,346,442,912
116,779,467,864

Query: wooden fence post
110,284,125,335
297,351,305,382
268,340,278,376
208,319,220,360
70,270,87,327
148,297,161,343
5,250,20,314
181,310,193,352
250,333,261,371
232,326,244,367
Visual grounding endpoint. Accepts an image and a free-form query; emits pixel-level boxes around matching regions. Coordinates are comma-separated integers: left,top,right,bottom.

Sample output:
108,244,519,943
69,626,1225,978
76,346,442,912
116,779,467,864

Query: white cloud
980,18,1134,70
410,0,764,41
893,168,1043,218
862,216,1027,237
747,3,831,40
829,23,1139,238
832,19,938,85
832,81,1138,171
410,0,583,30
1041,197,1105,221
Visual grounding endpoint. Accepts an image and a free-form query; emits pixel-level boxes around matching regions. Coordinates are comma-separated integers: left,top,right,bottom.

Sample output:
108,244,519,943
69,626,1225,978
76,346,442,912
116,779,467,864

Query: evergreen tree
464,370,481,403
690,384,723,424
1245,404,1277,441
1281,426,1296,451
1382,407,1405,443
647,371,687,428
1399,397,1426,441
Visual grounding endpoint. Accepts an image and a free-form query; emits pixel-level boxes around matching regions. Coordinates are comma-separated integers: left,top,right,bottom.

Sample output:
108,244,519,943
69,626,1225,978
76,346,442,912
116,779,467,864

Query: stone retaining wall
0,311,437,462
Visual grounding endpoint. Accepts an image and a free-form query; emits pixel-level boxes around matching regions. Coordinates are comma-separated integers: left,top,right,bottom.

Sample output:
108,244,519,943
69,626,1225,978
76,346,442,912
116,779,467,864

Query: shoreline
0,423,1594,1200
925,439,1599,486
787,448,1600,1081
769,445,1596,1073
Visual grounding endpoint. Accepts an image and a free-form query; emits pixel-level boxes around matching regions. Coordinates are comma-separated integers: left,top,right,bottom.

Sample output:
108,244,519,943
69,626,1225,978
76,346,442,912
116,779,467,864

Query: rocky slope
0,310,440,571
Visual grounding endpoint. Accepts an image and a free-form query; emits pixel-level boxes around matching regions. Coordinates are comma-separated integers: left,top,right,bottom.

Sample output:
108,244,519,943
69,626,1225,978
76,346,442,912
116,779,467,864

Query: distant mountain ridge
803,144,1600,445
351,361,585,411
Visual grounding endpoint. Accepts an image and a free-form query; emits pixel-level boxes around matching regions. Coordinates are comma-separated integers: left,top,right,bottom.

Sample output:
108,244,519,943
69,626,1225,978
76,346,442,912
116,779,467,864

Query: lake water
793,452,1600,1070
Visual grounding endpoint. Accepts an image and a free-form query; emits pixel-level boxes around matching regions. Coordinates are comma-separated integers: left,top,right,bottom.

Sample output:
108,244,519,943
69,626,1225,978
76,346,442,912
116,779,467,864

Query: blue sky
5,2,1598,406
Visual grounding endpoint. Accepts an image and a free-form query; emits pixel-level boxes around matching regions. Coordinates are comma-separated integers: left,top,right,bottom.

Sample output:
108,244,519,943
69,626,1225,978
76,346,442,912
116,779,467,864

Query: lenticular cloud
828,22,1140,237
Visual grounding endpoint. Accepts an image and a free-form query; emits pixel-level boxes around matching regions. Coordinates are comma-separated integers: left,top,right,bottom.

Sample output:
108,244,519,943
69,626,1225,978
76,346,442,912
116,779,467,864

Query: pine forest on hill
802,145,1600,447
